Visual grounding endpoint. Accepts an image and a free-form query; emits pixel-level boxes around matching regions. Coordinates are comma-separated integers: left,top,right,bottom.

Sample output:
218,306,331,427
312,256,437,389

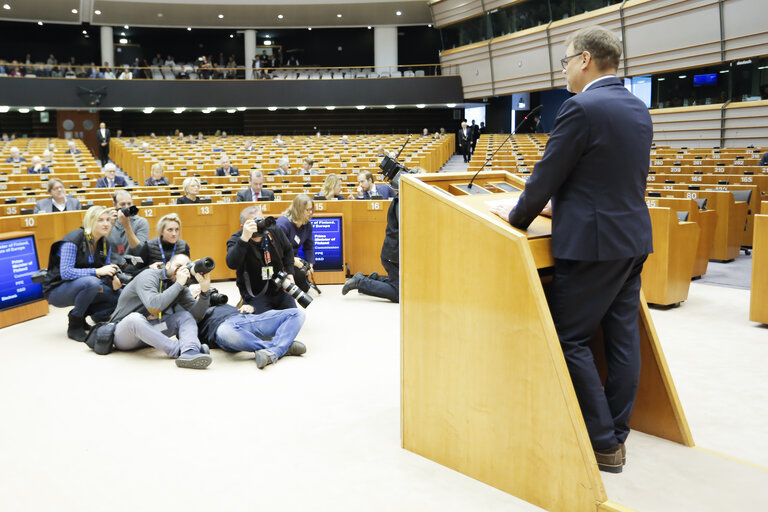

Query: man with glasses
491,26,653,474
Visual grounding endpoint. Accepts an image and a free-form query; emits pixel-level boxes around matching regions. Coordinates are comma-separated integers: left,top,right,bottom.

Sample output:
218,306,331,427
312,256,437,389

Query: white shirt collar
582,74,616,92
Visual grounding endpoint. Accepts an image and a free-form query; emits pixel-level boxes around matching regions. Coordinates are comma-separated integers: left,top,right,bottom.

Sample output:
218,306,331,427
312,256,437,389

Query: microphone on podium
467,104,543,190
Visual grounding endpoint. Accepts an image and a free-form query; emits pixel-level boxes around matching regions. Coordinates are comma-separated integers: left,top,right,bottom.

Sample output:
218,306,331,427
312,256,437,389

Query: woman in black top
145,162,170,186
177,176,202,204
136,212,191,268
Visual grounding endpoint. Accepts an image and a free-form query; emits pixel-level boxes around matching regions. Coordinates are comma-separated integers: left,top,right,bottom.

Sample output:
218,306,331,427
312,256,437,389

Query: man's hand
356,185,364,197
238,304,254,314
294,257,304,269
111,275,122,291
489,203,515,222
241,218,259,242
109,208,119,224
195,271,211,293
116,208,131,229
175,266,190,286
95,264,119,277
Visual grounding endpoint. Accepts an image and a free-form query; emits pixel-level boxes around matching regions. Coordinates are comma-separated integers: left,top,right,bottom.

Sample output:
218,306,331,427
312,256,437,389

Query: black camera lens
120,205,139,217
187,257,215,274
254,216,276,236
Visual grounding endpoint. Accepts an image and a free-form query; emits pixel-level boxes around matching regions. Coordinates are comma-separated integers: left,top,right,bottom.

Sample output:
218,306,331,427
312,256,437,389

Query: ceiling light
218,14,224,19
94,10,101,15
278,14,283,19
82,30,87,34
34,106,45,112
226,109,236,113
3,4,10,10
202,109,211,114
267,107,278,111
326,106,336,110
157,13,163,17
264,41,272,46
308,28,312,31
428,24,432,27
386,105,395,109
356,105,366,110
208,108,217,112
187,27,192,31
71,8,78,14
113,107,124,112
297,106,307,111
18,108,30,113
119,38,127,44
678,75,687,79
368,26,372,29
124,25,129,29
337,14,342,18
173,108,186,114
416,104,426,109
143,107,155,114
236,107,246,111
0,106,9,113
396,11,402,16
720,69,731,73
264,34,270,38
229,34,233,38
121,32,125,36
446,103,456,108
37,21,43,25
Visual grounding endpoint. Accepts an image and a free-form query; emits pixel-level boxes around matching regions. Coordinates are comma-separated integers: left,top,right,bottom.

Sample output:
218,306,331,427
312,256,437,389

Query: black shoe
67,312,88,342
342,272,364,295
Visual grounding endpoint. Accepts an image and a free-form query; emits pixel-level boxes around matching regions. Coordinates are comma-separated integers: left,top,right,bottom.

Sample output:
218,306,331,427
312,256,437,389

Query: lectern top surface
454,191,552,239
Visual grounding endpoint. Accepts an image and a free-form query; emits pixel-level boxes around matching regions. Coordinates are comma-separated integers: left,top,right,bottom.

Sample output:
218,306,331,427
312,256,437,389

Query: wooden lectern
400,172,694,512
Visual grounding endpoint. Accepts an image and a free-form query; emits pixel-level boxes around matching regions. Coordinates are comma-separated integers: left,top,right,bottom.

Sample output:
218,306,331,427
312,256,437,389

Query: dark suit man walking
491,26,653,474
457,121,471,163
97,122,110,166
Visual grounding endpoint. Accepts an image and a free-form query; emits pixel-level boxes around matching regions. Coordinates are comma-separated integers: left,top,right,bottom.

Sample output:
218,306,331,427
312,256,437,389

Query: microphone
395,134,412,159
467,105,543,190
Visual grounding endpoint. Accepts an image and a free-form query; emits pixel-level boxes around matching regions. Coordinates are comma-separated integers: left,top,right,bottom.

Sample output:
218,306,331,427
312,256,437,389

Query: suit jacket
356,183,396,200
97,129,110,146
760,152,768,166
457,128,471,148
236,187,275,202
27,166,51,174
508,77,653,261
95,176,128,188
216,166,240,176
34,196,81,213
5,157,27,163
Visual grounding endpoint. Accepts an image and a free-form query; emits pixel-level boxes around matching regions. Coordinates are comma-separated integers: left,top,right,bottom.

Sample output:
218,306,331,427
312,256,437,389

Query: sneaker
200,344,210,355
254,349,277,369
175,351,212,369
594,446,623,473
286,341,306,356
342,272,364,295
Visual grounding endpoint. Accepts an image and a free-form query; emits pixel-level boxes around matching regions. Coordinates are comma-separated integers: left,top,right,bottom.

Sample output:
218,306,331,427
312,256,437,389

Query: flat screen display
297,216,344,271
0,235,44,311
693,73,717,87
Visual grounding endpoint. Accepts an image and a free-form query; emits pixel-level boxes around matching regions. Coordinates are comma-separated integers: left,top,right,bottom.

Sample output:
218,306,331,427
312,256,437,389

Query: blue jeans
47,275,120,319
215,309,305,358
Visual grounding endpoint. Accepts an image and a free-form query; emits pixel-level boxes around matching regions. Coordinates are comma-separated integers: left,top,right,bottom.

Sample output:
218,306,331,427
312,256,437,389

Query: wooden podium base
0,300,49,329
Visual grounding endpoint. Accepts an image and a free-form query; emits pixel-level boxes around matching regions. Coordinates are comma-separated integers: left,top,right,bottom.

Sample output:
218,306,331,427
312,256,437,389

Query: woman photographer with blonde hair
276,194,315,293
135,212,191,269
43,205,122,341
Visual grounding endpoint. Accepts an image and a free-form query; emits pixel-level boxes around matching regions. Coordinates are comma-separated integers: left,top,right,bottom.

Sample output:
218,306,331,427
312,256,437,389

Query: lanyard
261,236,271,264
159,239,177,265
87,238,110,265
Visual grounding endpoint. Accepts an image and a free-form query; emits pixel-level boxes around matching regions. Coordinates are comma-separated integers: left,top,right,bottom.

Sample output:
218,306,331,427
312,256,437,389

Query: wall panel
431,0,484,28
723,0,768,61
491,27,552,96
440,42,494,98
723,101,768,147
650,105,722,147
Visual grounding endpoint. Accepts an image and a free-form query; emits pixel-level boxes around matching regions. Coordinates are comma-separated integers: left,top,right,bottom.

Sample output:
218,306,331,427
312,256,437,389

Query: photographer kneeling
109,254,212,369
195,288,306,370
227,206,298,314
43,205,122,341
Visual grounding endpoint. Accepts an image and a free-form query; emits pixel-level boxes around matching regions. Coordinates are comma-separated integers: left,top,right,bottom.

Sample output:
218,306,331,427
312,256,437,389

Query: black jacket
136,237,191,267
198,304,240,347
43,228,112,297
381,196,399,264
226,227,294,300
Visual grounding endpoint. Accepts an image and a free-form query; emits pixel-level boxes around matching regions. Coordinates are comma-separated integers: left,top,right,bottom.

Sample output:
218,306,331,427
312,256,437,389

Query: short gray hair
565,25,622,72
250,169,264,181
103,162,117,172
239,205,262,224
279,157,290,167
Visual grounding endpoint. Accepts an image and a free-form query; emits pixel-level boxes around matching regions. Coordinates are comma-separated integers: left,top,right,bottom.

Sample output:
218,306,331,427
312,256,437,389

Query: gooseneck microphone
467,104,543,190
395,134,412,159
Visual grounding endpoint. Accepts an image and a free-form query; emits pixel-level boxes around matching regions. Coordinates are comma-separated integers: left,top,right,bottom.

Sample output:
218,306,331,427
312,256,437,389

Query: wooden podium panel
400,172,693,512
750,215,768,324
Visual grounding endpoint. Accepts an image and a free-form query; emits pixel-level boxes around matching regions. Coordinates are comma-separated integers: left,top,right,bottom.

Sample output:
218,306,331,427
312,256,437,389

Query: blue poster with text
0,235,44,311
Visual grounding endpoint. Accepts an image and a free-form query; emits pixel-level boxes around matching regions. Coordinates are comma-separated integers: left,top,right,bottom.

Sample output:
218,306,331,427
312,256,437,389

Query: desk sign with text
298,216,344,271
0,234,44,311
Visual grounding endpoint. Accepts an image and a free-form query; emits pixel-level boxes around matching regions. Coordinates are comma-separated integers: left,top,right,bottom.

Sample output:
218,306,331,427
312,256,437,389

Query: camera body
186,257,215,275
253,216,276,237
379,155,415,189
119,205,139,217
273,271,313,308
208,287,229,306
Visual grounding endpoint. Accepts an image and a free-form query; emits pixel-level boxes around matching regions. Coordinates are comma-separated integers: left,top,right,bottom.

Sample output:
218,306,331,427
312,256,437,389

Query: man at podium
492,26,653,473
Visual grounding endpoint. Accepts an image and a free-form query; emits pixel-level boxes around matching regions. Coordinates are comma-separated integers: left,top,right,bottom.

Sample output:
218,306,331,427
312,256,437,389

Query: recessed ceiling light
428,24,432,28
3,4,10,10
37,21,43,25
278,14,283,19
229,34,233,38
120,32,125,36
446,103,456,108
82,30,87,34
71,8,78,14
119,38,127,44
173,108,186,114
337,14,342,18
356,105,366,110
187,27,192,31
657,78,666,81
113,107,124,112
94,10,101,15
226,109,236,113
396,11,402,16
368,26,372,29
297,106,307,111
236,107,246,111
678,75,687,79
268,107,278,111
157,13,163,17
208,108,217,112
124,25,129,29
143,107,155,114
720,69,730,73
308,27,312,31
264,34,270,38
386,105,395,109
18,108,30,113
326,106,335,110
34,106,45,112
416,104,426,109
264,40,272,46
218,14,224,19
0,106,9,113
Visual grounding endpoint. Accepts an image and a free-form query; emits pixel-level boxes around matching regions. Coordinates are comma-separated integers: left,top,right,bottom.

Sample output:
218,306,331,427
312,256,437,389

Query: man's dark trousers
549,254,647,451
358,258,399,303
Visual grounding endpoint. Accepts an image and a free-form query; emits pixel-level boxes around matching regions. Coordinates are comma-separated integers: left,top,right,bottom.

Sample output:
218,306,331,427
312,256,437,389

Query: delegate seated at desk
34,178,82,213
351,170,395,200
237,170,275,201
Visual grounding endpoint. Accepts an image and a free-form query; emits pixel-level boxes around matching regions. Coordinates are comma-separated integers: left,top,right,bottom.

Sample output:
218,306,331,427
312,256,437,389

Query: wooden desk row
0,200,392,283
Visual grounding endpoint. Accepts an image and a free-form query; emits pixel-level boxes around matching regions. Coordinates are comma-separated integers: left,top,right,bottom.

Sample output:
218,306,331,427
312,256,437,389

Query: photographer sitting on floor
109,254,212,369
226,206,297,314
193,286,306,370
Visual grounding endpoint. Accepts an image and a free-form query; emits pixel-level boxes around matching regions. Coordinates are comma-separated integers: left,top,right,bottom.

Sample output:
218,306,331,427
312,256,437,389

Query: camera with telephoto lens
253,216,276,237
119,205,139,217
115,269,133,285
273,270,313,308
379,155,415,189
208,287,229,306
186,257,215,275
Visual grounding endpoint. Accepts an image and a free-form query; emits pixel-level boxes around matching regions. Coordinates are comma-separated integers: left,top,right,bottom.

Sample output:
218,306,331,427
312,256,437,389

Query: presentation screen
0,234,44,311
693,73,717,87
297,216,344,271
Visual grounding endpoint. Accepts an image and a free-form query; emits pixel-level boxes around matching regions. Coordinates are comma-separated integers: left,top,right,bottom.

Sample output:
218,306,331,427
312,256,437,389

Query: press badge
294,235,301,245
262,266,274,280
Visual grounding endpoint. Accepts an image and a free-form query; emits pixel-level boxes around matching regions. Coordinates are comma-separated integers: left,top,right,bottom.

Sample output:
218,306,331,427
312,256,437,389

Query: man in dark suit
215,156,239,176
97,122,110,166
236,170,275,202
759,152,768,166
457,121,471,163
26,156,50,174
491,26,653,474
5,146,26,163
95,163,128,188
